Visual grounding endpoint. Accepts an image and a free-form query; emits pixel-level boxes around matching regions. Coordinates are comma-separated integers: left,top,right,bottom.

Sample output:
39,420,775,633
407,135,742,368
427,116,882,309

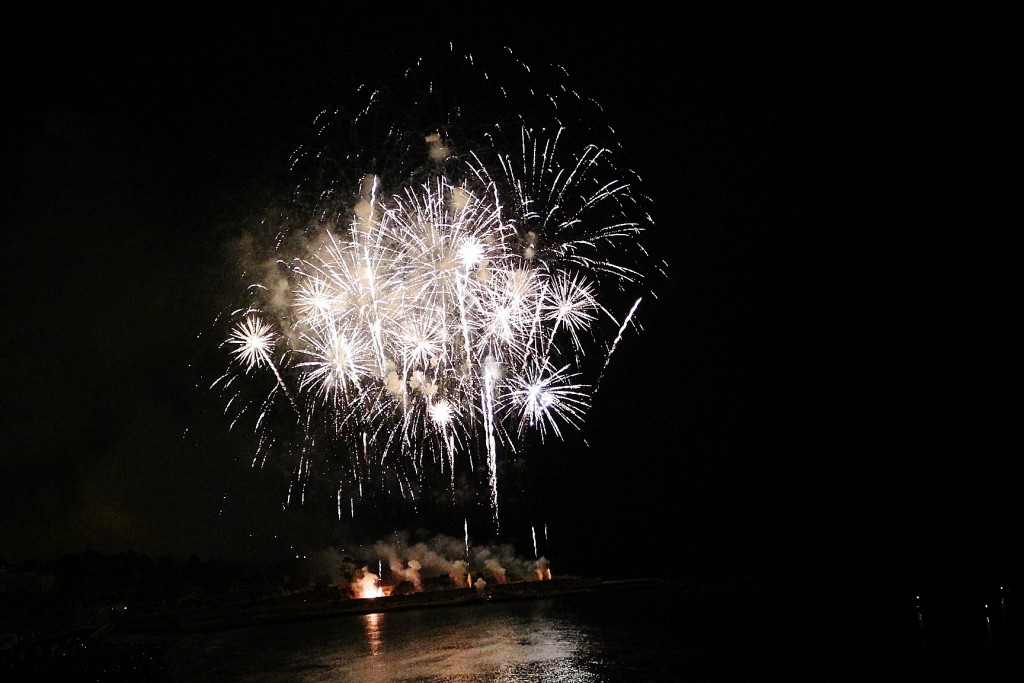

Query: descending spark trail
594,296,644,396
212,45,662,533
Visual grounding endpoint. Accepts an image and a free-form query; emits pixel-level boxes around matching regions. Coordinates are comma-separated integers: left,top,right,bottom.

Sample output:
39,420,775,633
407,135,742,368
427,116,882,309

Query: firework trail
212,44,662,531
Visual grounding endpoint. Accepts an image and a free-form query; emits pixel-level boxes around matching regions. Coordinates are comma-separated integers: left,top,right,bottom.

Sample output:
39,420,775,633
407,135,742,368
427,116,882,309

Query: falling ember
213,44,661,530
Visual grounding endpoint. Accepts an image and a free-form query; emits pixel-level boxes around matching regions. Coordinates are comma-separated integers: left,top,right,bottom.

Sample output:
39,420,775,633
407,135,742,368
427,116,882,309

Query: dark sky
1,8,1016,583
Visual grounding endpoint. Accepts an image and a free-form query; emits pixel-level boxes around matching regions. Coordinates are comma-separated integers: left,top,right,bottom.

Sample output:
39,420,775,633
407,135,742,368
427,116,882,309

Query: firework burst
212,45,662,531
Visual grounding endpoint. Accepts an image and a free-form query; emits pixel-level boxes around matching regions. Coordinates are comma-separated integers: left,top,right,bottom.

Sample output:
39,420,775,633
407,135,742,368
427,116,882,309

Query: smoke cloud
307,531,552,597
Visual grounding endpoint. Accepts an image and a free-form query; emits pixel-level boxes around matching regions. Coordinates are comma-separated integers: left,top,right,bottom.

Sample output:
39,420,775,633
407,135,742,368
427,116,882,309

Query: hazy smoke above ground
307,531,552,594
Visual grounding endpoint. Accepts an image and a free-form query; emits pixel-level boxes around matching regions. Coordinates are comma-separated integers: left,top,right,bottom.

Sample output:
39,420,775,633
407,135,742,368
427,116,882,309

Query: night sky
1,8,1016,584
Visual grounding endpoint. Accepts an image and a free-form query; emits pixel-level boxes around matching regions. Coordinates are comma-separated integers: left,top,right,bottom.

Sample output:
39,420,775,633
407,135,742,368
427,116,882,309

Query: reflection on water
344,609,586,682
362,613,382,658
161,579,1020,681
914,593,929,663
165,585,673,682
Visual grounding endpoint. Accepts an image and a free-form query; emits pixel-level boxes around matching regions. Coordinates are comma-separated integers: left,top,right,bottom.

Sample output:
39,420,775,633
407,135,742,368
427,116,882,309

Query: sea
4,577,1020,681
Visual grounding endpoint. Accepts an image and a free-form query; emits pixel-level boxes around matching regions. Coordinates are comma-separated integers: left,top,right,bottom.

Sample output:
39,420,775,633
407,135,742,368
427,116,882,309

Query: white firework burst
214,44,660,527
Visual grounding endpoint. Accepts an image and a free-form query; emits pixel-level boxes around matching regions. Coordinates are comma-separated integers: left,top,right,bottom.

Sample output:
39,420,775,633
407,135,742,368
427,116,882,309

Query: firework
213,45,660,530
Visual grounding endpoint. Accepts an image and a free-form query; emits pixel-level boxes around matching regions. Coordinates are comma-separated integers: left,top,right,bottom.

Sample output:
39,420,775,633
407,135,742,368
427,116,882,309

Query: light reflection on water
161,580,1020,681
362,612,382,658
348,608,590,682
165,592,633,682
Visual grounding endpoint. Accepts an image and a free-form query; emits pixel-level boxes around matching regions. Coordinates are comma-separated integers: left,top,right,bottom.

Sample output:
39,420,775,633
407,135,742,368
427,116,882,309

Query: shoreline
111,576,670,635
